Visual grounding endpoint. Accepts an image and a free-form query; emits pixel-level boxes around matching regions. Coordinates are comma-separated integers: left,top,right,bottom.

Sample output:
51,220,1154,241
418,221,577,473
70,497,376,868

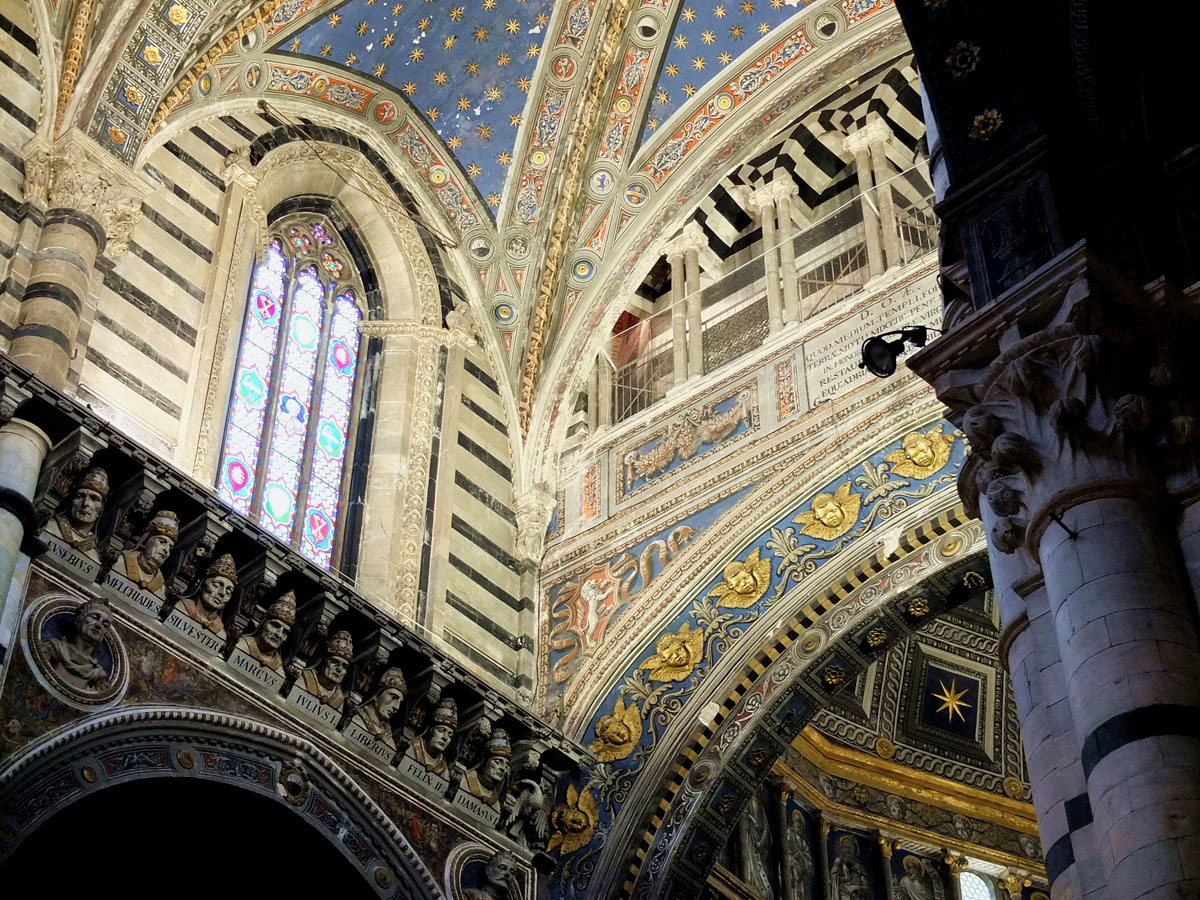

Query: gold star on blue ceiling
641,0,812,144
278,0,552,211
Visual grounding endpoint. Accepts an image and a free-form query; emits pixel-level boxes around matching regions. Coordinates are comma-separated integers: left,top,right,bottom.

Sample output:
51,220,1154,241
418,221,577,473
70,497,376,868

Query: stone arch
0,706,445,899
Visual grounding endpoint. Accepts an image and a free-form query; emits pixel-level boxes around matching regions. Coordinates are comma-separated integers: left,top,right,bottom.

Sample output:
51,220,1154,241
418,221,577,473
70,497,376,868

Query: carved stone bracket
513,487,556,565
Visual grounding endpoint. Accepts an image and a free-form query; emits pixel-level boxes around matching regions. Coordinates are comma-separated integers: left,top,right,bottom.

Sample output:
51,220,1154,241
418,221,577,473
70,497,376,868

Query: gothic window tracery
217,215,367,570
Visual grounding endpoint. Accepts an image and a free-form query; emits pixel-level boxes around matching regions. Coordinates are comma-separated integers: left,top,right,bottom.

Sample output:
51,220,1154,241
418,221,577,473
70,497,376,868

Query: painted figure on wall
45,466,109,559
405,696,458,775
896,855,942,900
738,794,774,899
300,629,354,712
464,729,512,811
40,599,114,690
349,666,406,747
783,809,813,900
179,553,238,639
829,834,871,900
462,850,516,900
234,591,296,674
114,510,178,597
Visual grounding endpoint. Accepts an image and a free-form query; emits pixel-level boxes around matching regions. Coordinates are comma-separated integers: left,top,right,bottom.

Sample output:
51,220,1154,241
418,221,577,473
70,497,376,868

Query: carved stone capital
747,179,795,215
23,131,149,260
222,146,270,262
664,220,708,258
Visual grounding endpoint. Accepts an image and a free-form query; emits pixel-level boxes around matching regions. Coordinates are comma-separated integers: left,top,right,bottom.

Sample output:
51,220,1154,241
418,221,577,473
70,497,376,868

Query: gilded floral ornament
794,484,861,540
884,426,955,479
708,548,771,608
548,784,599,854
969,108,1003,141
639,622,704,682
590,695,642,762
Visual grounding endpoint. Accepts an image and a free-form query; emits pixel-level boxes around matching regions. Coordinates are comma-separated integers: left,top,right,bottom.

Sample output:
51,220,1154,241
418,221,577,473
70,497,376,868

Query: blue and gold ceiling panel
276,0,555,209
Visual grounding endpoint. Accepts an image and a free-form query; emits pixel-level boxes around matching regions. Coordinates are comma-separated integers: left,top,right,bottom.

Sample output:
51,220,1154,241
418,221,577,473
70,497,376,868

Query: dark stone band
1064,792,1093,831
1081,704,1200,779
22,280,81,317
1044,832,1075,886
44,208,106,252
12,322,72,355
0,485,46,557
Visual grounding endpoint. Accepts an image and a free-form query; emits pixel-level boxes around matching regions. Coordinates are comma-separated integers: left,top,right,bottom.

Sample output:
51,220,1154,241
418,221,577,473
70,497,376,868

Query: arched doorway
2,777,379,899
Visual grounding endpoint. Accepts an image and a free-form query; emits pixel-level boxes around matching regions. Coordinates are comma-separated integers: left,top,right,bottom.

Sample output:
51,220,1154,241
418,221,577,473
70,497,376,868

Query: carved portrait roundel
21,593,130,710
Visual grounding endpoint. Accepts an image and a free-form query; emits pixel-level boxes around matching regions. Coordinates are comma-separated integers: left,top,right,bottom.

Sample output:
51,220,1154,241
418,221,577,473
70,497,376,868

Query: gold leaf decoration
884,425,955,478
548,784,599,854
794,483,861,540
639,622,704,682
589,695,642,762
708,547,771,608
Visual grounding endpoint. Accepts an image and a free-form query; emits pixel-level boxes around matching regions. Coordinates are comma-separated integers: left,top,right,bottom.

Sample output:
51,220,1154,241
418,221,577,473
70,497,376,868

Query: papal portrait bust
114,510,178,598
300,629,354,712
404,696,458,776
234,590,296,674
179,553,238,639
44,466,109,559
349,666,406,747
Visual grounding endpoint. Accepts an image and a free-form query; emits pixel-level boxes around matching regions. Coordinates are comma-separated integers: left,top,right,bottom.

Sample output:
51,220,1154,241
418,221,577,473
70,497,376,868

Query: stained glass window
217,217,366,570
959,872,995,900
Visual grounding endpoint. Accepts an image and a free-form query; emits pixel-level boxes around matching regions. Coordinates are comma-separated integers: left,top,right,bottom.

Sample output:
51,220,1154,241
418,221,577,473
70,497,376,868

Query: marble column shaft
844,134,885,280
9,211,103,390
775,190,802,324
1037,491,1200,900
668,250,687,388
684,243,703,378
867,130,902,269
0,417,52,648
749,189,784,334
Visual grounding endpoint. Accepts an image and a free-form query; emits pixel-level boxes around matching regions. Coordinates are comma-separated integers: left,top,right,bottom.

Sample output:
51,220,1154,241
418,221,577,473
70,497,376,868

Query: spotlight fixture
858,325,939,377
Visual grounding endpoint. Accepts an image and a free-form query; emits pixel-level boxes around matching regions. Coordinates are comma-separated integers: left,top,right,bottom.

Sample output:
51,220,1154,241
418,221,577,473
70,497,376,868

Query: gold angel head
794,483,861,540
589,695,642,762
547,784,600,854
640,622,704,682
884,425,954,478
708,547,771,608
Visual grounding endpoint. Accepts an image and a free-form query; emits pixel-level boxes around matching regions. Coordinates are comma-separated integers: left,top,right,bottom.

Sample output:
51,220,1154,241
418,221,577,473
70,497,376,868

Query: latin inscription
398,755,450,795
287,684,341,727
103,570,163,617
802,270,941,405
452,787,500,826
343,722,394,763
165,610,226,655
228,647,284,691
42,534,99,581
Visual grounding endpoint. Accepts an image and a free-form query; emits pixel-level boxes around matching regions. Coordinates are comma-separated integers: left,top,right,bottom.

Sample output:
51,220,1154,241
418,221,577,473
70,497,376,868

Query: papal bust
44,466,109,559
234,591,296,674
349,666,406,746
404,697,458,776
179,553,238,640
300,629,354,712
114,510,178,598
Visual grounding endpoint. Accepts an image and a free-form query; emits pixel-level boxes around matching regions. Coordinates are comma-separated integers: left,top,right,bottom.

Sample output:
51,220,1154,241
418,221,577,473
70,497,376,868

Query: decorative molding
55,0,95,136
518,0,641,434
359,320,474,349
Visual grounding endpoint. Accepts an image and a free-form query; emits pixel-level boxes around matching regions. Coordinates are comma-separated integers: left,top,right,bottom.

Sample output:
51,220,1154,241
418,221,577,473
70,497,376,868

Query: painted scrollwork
622,390,753,490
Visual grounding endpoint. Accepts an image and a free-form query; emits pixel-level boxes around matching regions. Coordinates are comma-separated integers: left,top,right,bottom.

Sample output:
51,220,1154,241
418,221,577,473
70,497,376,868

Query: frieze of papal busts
463,729,512,812
234,590,296,675
113,510,178,598
179,553,238,640
404,697,458,776
300,629,354,713
461,850,515,900
43,466,109,560
349,666,406,748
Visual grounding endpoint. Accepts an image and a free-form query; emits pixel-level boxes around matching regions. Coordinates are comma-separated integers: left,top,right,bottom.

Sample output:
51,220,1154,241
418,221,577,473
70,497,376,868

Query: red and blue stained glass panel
217,223,363,571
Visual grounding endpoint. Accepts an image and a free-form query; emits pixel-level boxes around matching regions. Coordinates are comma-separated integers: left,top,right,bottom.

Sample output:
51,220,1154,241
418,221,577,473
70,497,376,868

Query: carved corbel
33,431,106,529
285,592,342,693
514,487,556,565
223,553,286,658
338,628,395,731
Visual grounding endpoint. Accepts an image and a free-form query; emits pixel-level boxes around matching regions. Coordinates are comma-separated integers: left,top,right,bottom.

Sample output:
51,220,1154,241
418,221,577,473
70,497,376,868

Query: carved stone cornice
358,319,474,349
22,131,148,259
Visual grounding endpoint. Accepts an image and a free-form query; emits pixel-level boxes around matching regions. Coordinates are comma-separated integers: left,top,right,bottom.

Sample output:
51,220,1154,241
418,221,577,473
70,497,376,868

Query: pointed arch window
217,215,367,570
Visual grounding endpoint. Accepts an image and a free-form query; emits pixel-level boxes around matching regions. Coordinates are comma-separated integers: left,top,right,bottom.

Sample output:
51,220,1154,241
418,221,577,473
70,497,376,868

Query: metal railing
608,170,937,424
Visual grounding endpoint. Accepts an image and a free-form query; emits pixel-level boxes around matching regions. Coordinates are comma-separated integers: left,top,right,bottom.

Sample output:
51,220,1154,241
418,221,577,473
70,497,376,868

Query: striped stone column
13,133,144,390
